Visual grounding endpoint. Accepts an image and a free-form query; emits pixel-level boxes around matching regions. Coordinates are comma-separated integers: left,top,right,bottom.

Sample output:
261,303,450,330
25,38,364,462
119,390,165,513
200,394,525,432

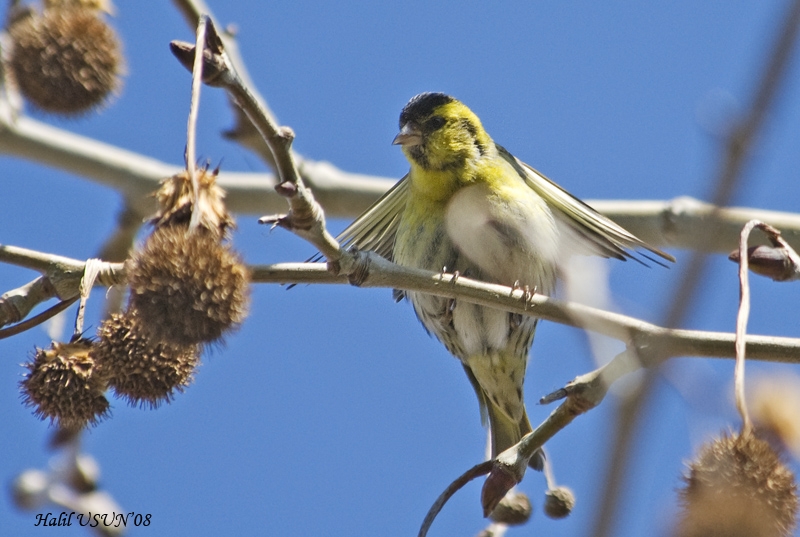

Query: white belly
444,183,559,293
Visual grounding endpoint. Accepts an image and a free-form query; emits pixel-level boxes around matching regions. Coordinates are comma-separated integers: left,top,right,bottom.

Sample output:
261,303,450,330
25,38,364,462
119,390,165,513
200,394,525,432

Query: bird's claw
510,281,536,310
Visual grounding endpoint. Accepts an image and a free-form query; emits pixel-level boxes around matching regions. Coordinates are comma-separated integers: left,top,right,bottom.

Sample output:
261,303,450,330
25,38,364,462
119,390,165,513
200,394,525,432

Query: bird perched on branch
336,92,674,462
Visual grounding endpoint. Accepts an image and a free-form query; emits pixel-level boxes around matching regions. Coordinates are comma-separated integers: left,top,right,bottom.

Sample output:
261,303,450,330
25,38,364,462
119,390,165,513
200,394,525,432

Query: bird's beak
392,123,422,147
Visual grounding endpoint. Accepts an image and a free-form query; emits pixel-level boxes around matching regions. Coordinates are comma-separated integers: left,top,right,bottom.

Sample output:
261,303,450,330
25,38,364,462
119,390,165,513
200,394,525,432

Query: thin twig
417,461,494,537
0,244,87,274
480,390,594,516
72,259,102,340
170,0,278,128
170,0,283,172
0,297,78,340
424,378,595,533
186,15,208,232
735,221,760,434
169,21,343,261
541,447,557,490
0,277,55,328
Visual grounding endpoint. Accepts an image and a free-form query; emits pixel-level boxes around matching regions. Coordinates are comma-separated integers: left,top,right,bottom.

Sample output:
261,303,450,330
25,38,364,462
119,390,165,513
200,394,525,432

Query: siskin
337,93,674,462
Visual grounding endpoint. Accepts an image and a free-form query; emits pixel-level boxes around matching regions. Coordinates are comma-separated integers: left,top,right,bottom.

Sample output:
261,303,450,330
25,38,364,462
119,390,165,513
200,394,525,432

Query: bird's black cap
399,93,455,127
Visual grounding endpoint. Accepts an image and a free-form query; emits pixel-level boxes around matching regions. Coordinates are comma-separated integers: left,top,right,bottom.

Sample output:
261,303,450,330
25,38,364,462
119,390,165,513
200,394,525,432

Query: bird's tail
461,363,543,469
485,395,544,470
485,396,532,458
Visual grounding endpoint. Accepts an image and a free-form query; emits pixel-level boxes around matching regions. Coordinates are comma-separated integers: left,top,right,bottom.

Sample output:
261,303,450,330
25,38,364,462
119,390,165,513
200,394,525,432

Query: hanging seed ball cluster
676,431,798,537
20,339,109,429
127,167,249,347
109,167,247,406
20,168,248,427
7,3,123,115
94,312,200,408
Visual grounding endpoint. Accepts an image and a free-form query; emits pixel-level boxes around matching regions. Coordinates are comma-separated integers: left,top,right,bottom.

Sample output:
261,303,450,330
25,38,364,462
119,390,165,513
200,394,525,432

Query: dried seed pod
543,486,575,519
127,227,249,346
20,340,109,429
489,491,532,526
7,6,123,115
729,245,800,282
150,167,233,239
676,431,798,537
94,312,200,408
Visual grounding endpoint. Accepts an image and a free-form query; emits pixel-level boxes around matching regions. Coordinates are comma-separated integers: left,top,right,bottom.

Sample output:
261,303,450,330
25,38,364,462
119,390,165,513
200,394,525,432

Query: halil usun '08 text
34,511,152,528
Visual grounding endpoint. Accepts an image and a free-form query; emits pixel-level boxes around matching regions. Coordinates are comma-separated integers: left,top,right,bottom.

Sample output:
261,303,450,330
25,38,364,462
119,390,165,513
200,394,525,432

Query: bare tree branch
2,245,800,364
0,111,394,219
600,197,800,254
0,277,58,327
170,19,349,263
5,108,800,256
171,0,279,138
0,245,126,329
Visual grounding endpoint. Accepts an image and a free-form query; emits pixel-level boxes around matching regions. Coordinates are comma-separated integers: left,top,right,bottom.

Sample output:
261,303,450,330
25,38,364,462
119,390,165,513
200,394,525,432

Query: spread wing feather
315,147,673,267
496,145,675,265
311,174,409,262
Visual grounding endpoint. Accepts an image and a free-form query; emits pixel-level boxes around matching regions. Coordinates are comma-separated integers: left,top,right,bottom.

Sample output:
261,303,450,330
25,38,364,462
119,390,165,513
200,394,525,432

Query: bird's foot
511,281,537,310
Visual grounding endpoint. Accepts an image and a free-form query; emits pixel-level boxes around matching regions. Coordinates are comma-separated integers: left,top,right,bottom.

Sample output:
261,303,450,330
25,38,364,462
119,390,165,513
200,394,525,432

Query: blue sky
3,1,800,536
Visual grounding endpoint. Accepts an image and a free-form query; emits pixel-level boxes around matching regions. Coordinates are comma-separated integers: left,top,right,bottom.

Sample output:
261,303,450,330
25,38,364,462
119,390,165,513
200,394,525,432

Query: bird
334,92,674,463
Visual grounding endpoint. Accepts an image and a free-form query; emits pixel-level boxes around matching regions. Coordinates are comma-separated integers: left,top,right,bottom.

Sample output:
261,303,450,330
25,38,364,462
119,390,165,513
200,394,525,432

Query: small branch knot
288,207,318,232
326,259,341,276
277,126,295,146
540,370,606,412
258,210,316,233
347,251,371,287
274,181,297,197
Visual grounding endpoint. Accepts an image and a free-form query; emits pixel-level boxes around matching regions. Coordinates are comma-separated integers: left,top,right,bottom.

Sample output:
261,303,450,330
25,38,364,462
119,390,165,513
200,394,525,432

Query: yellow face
394,93,493,173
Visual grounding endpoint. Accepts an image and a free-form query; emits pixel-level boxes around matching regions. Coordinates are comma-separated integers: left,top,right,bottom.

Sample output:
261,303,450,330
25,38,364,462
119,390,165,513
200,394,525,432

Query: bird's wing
496,145,675,265
313,174,409,262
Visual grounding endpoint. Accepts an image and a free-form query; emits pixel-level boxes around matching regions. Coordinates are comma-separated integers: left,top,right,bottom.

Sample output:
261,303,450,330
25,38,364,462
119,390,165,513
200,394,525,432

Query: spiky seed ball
489,491,532,526
150,167,233,239
94,312,199,408
543,487,575,519
127,227,250,346
20,340,109,429
7,7,123,115
677,431,798,537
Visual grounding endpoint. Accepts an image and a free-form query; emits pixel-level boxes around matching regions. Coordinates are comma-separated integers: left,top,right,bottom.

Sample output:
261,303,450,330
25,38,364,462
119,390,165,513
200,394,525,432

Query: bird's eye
427,116,446,130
